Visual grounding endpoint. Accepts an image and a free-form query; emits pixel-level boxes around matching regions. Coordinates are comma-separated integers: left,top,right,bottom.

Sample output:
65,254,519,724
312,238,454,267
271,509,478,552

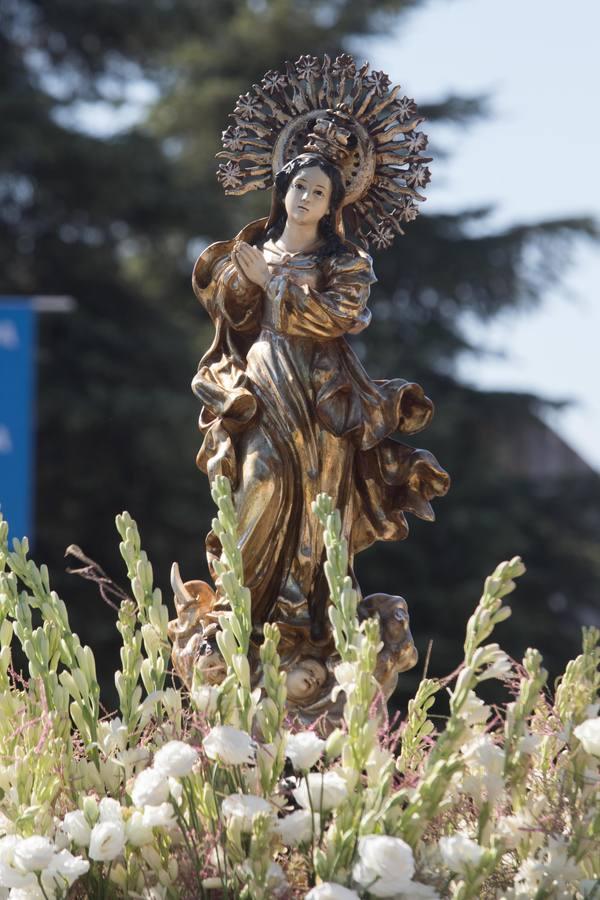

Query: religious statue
168,55,450,723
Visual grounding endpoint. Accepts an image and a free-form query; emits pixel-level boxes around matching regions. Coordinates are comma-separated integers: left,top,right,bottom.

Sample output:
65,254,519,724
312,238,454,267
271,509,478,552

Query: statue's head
286,656,328,704
265,153,346,254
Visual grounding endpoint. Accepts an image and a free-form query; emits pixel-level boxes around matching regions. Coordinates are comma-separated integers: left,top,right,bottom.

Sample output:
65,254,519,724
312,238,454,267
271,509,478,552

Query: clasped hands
232,241,270,290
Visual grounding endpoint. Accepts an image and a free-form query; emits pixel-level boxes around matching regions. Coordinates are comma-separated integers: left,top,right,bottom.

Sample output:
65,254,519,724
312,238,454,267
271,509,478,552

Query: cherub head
286,656,328,705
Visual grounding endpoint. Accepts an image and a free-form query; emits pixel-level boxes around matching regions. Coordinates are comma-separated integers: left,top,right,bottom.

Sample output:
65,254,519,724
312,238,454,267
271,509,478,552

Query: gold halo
216,54,431,251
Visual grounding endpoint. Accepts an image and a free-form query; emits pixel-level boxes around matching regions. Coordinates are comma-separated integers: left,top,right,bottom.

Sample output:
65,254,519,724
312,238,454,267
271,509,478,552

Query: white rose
13,836,55,872
276,810,319,846
285,732,325,771
125,811,154,847
88,821,125,862
574,717,600,756
45,849,90,887
142,803,177,829
62,811,91,848
0,861,37,890
439,834,484,874
221,794,273,832
131,767,170,808
99,797,123,823
292,772,348,812
203,726,256,766
154,740,199,778
352,835,415,896
306,883,360,899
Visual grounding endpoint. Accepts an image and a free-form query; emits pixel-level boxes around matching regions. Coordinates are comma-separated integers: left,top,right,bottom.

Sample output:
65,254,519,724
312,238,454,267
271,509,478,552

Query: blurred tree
1,0,598,704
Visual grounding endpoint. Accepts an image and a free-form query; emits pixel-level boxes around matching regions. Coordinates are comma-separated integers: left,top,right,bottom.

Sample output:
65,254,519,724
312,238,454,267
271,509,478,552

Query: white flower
306,883,360,899
88,821,125,862
13,836,55,872
192,685,219,716
461,735,505,804
352,835,415,896
0,861,36,890
574,717,600,756
99,797,123,823
142,803,177,829
203,725,256,766
458,690,491,727
394,883,440,899
292,772,348,812
221,794,273,832
439,834,484,874
331,662,358,701
98,717,127,755
477,647,512,682
131,767,170,807
169,777,184,803
154,740,199,778
285,732,325,771
61,811,91,848
276,810,319,846
125,811,154,847
46,849,89,887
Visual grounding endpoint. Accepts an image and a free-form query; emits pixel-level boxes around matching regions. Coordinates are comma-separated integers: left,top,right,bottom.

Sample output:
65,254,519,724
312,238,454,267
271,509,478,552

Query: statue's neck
276,221,321,255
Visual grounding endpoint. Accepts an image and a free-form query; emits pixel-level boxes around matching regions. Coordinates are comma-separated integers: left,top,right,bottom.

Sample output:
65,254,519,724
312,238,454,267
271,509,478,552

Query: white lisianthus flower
292,772,348,812
574,717,600,756
305,882,360,899
154,740,199,777
285,731,325,771
131,767,170,808
46,849,90,887
99,797,123,823
169,777,184,803
125,811,154,847
62,811,91,848
142,803,177,829
204,725,257,766
352,835,415,896
461,734,505,803
88,821,125,862
439,834,484,873
13,836,55,872
221,793,273,832
275,810,319,846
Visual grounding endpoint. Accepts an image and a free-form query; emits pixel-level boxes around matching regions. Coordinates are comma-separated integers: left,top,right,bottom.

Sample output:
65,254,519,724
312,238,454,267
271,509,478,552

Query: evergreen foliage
1,0,598,704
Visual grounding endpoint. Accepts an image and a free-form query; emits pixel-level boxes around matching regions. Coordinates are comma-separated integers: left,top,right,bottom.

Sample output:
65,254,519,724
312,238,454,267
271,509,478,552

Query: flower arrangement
0,477,598,899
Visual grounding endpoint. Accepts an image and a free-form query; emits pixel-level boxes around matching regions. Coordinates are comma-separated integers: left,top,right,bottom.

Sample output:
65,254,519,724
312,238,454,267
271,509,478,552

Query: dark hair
263,154,346,258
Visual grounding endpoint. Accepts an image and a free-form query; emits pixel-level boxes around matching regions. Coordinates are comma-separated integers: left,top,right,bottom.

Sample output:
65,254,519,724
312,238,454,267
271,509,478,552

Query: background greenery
2,0,598,705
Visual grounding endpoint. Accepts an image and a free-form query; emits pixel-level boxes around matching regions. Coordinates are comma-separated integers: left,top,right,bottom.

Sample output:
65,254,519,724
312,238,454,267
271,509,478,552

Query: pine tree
2,0,597,703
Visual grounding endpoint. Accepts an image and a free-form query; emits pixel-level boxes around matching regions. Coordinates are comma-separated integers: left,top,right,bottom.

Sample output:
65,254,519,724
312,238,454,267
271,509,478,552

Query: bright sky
362,0,600,468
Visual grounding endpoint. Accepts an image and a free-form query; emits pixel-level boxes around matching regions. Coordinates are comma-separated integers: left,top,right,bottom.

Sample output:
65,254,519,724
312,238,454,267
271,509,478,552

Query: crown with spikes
216,54,431,251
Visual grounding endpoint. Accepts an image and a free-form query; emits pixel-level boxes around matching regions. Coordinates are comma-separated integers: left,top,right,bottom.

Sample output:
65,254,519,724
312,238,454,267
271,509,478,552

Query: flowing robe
192,218,449,640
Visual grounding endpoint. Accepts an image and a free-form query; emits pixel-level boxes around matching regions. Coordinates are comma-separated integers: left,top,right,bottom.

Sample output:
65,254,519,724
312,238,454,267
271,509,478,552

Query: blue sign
0,300,36,544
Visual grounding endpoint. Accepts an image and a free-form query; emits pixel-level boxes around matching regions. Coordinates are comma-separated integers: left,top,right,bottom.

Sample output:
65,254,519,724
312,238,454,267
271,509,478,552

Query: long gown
191,217,450,645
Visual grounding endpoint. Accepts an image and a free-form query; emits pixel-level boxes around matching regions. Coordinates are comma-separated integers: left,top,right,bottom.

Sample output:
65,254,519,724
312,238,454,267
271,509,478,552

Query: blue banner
0,300,36,544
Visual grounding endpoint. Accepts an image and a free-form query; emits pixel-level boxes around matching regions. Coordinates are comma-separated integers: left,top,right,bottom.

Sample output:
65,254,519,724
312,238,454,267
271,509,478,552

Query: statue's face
284,166,332,228
287,657,327,702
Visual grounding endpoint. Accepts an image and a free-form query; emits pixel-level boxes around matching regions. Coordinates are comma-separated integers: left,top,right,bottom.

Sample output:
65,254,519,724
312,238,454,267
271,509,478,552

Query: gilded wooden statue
168,55,450,723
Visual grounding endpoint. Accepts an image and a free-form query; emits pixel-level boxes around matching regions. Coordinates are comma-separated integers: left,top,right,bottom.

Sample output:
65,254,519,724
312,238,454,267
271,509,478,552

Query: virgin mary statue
169,56,450,713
